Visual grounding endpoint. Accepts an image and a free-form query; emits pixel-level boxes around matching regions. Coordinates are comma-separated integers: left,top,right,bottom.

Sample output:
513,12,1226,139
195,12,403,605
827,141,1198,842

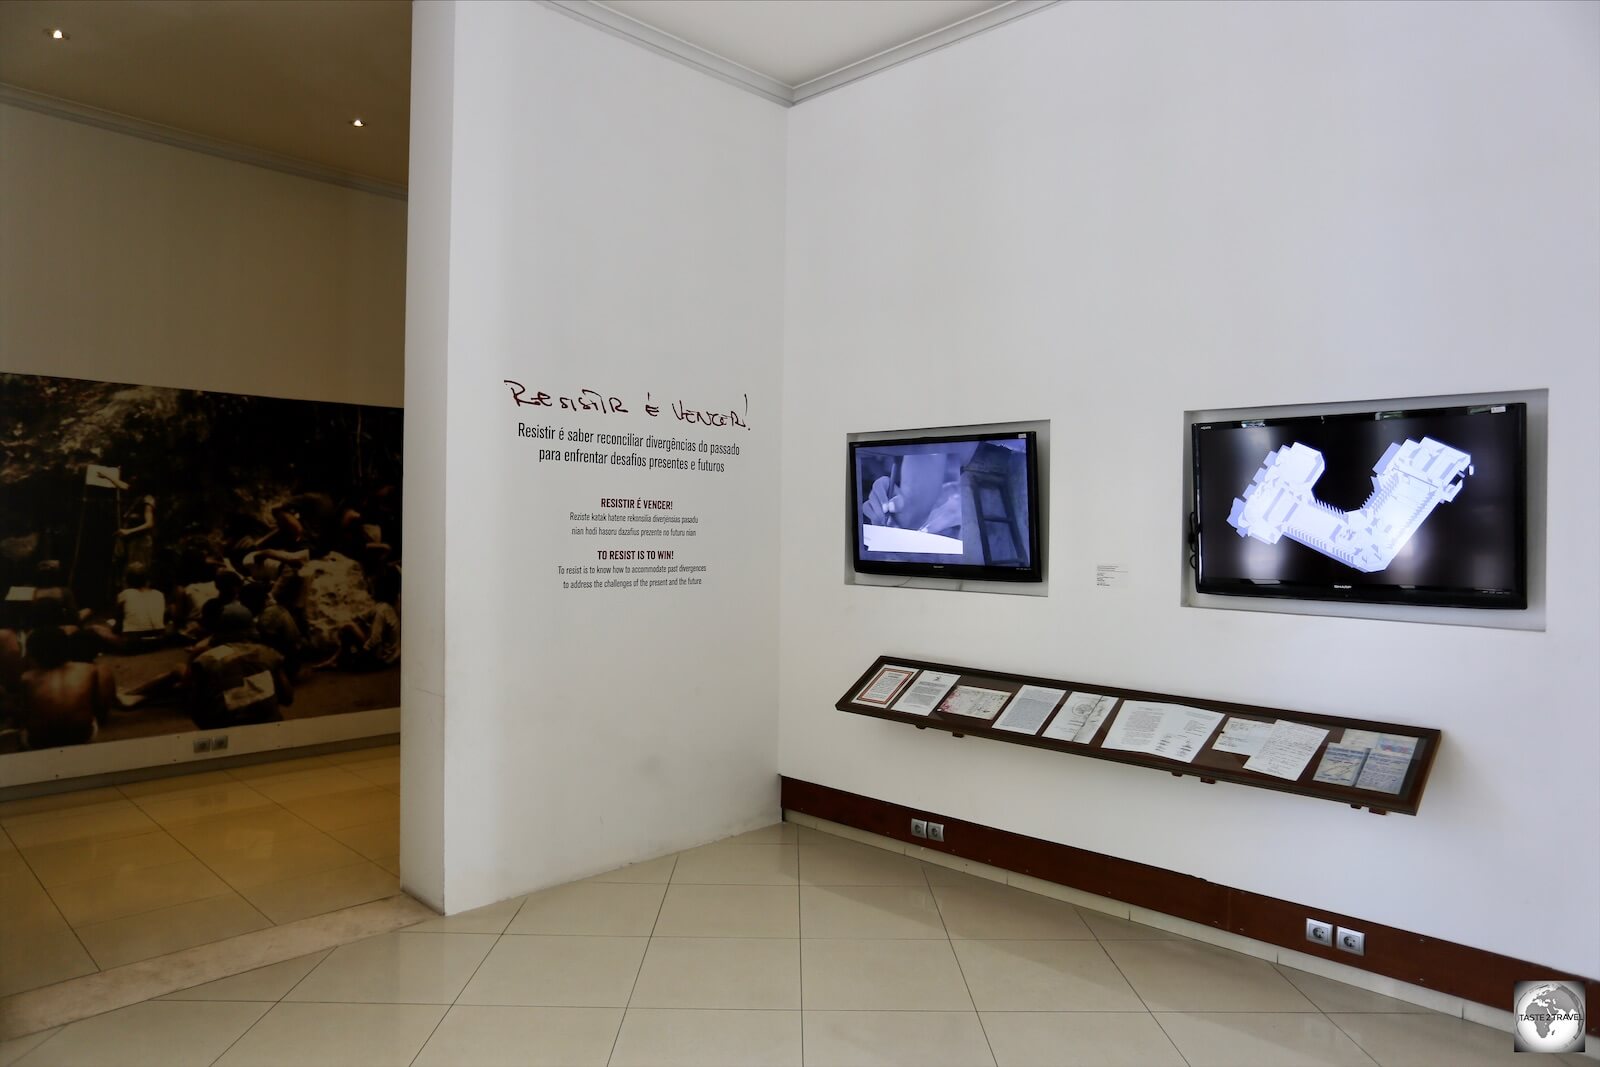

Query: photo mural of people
0,372,402,752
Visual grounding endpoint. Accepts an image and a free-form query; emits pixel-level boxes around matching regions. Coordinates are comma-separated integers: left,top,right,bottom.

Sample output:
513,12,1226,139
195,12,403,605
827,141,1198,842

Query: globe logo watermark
1513,980,1585,1054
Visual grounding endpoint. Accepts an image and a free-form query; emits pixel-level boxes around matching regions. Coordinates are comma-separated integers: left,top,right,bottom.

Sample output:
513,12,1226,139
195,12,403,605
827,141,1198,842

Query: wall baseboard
782,777,1598,1038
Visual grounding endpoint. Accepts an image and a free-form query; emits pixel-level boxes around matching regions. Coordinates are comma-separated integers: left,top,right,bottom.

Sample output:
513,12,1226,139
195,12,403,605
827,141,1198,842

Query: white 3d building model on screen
1227,437,1472,573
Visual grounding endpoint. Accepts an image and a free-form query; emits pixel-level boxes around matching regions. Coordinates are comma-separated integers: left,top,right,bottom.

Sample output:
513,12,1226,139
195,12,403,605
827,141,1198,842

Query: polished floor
1,816,1567,1066
0,745,400,999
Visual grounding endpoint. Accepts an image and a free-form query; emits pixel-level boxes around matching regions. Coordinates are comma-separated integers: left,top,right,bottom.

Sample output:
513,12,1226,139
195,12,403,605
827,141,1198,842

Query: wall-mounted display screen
1192,403,1526,608
850,431,1042,583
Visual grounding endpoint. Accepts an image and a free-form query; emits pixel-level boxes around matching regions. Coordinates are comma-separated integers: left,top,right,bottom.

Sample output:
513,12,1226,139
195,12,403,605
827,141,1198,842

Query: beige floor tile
213,1002,446,1066
131,782,275,827
803,1010,995,1067
328,743,400,765
0,788,123,821
922,862,1005,888
981,1011,1186,1066
1328,1012,1525,1066
116,770,239,798
723,823,799,844
74,891,271,969
326,818,399,860
800,884,945,939
1077,909,1179,940
344,757,401,788
162,805,320,857
505,880,666,936
799,843,929,886
1157,1012,1379,1066
284,930,496,1004
225,755,341,781
1101,939,1315,1012
187,828,364,890
612,1008,802,1067
671,842,798,885
3,802,158,850
655,883,799,938
244,766,371,804
161,949,333,1001
588,852,678,883
0,849,26,878
12,1000,270,1067
20,830,192,888
1275,965,1436,1014
459,935,648,1007
953,939,1146,1013
47,858,232,926
405,895,525,934
413,1005,622,1067
0,923,98,997
631,937,801,1009
933,883,1093,940
0,1028,58,1067
236,859,398,923
0,869,65,931
801,939,971,1011
280,786,398,832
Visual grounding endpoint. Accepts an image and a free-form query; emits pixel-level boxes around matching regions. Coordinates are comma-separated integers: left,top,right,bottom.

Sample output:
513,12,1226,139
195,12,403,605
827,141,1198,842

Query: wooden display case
836,655,1442,815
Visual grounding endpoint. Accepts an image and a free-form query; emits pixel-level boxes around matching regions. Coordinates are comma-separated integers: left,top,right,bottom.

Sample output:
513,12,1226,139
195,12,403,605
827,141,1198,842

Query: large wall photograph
0,373,402,752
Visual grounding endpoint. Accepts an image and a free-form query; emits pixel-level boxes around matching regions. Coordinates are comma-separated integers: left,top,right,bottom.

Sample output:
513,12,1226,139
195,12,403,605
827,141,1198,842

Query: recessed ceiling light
46,28,69,40
350,118,365,128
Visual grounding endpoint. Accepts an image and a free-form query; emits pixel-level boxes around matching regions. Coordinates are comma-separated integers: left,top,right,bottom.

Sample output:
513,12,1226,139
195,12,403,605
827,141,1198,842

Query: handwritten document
994,685,1067,735
1041,692,1118,744
1355,750,1412,794
936,686,1012,721
1213,717,1275,757
892,672,961,717
1243,720,1329,781
1312,744,1370,786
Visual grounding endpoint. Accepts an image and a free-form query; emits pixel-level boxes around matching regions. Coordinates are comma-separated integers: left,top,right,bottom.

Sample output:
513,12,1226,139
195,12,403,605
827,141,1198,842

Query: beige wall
0,103,405,406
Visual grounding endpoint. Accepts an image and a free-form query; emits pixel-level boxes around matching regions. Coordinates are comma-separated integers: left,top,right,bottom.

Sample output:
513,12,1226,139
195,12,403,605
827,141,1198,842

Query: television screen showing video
850,431,1041,582
1192,403,1526,608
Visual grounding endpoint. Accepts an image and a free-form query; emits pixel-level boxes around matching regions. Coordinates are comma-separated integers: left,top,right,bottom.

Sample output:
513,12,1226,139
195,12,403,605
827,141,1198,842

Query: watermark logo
1514,980,1585,1054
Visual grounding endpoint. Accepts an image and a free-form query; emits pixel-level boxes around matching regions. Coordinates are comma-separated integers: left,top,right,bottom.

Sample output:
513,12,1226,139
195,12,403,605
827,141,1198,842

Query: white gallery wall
0,103,405,408
405,1,785,912
779,0,1599,976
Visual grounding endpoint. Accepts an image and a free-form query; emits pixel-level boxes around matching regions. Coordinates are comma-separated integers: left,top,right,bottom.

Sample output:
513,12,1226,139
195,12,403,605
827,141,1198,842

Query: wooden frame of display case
836,655,1442,815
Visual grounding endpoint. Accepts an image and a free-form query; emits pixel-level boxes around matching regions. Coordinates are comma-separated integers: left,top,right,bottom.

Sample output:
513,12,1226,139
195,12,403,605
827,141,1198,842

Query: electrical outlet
911,819,928,839
212,735,229,752
926,822,945,843
1305,918,1334,947
1336,927,1365,956
192,738,212,753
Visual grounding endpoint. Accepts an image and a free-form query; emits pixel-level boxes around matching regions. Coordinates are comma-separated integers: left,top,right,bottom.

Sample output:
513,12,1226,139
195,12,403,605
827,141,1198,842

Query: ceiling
0,0,1018,190
596,0,1005,89
0,0,412,187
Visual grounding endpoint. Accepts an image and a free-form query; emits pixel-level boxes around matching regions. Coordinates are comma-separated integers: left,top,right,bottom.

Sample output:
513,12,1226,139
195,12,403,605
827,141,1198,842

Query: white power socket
1306,918,1334,947
911,819,928,839
926,822,945,843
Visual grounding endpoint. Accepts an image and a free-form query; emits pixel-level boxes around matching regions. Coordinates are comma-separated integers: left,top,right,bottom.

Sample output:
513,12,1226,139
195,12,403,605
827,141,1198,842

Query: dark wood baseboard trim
782,776,1598,1036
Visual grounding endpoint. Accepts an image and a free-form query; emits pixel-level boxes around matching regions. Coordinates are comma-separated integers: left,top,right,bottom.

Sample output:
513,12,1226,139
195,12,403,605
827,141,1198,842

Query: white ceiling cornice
540,0,1062,107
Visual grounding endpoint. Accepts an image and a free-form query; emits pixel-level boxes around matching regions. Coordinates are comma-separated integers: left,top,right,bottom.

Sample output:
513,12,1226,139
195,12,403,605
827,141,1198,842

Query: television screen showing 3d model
1192,403,1526,608
850,430,1042,582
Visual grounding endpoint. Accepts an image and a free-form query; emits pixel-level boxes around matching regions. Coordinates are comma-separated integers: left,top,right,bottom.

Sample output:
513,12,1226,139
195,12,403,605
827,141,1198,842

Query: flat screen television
1191,402,1526,608
850,430,1042,583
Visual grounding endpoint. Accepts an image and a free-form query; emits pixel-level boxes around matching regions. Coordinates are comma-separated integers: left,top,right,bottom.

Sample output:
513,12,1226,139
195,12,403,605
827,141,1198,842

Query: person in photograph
240,579,303,677
315,566,400,671
860,452,963,537
115,562,167,648
187,603,293,729
115,491,157,581
18,625,114,748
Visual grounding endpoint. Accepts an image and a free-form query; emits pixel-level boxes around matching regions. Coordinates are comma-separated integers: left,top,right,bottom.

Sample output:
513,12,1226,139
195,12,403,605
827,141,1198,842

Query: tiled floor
0,745,400,999
2,820,1568,1067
